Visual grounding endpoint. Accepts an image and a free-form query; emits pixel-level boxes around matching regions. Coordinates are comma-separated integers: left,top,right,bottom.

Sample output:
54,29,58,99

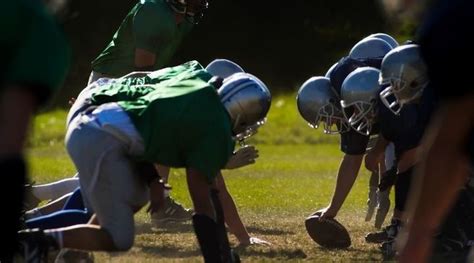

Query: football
305,215,351,249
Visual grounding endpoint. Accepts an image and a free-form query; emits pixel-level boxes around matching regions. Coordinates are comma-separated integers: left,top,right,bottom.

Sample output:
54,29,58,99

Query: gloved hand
375,189,391,229
239,237,272,247
365,171,379,222
378,166,398,191
224,145,259,169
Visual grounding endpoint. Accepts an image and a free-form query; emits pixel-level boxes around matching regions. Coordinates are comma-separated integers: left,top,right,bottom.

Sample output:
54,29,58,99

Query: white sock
32,175,80,201
164,189,170,198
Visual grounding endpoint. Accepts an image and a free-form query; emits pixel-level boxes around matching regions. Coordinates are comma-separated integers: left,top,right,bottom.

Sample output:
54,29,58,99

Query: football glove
224,145,259,169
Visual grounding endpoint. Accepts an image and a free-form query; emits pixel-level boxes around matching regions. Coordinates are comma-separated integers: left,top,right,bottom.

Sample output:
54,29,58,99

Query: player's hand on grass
224,145,259,169
239,237,272,247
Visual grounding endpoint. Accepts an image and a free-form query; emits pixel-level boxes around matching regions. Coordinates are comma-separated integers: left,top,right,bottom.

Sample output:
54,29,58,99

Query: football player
397,1,474,262
297,37,393,227
0,0,70,261
28,0,210,223
18,60,271,262
377,39,473,261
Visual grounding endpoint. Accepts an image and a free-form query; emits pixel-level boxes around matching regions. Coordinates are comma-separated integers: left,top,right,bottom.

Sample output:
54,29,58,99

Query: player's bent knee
109,228,134,251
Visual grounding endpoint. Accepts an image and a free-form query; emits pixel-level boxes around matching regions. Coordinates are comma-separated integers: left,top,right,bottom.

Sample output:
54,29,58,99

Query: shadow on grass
246,226,295,235
138,244,201,258
316,246,368,253
137,223,293,236
235,246,307,259
135,222,193,234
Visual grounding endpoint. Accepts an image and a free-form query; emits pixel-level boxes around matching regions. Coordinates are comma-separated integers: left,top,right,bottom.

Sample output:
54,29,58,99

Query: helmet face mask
297,76,349,135
379,86,402,115
233,119,266,144
167,0,209,25
185,0,208,24
341,100,377,136
340,67,381,136
318,103,350,134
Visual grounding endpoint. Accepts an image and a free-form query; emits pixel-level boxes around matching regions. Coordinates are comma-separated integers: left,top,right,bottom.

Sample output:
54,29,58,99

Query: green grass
27,92,387,262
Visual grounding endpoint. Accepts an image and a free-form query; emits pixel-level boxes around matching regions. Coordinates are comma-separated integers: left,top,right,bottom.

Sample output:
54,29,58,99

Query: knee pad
107,226,134,251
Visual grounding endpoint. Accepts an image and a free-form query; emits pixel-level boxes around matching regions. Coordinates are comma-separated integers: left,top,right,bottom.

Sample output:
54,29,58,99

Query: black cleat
17,228,57,263
366,219,401,243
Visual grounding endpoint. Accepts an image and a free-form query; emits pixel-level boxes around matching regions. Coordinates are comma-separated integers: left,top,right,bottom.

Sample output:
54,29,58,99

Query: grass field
26,93,387,262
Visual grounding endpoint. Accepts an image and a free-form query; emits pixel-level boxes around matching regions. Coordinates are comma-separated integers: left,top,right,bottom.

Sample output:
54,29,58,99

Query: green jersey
1,0,70,105
91,60,234,181
91,0,193,78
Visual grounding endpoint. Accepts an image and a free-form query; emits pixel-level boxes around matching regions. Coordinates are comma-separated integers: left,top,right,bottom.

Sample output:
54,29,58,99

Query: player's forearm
215,173,250,242
329,154,364,212
397,146,420,172
372,135,389,158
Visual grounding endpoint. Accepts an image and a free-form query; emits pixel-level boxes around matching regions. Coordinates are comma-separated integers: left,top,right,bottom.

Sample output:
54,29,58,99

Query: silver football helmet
325,62,338,78
205,59,245,79
218,72,272,137
379,44,428,115
349,37,393,60
297,76,349,134
365,33,399,49
341,67,381,135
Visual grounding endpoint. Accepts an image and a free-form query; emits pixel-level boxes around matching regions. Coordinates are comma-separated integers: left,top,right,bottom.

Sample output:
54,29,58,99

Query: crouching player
18,60,271,262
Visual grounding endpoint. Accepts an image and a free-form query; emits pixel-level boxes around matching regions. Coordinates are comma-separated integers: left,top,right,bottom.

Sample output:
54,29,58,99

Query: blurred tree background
50,0,416,108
